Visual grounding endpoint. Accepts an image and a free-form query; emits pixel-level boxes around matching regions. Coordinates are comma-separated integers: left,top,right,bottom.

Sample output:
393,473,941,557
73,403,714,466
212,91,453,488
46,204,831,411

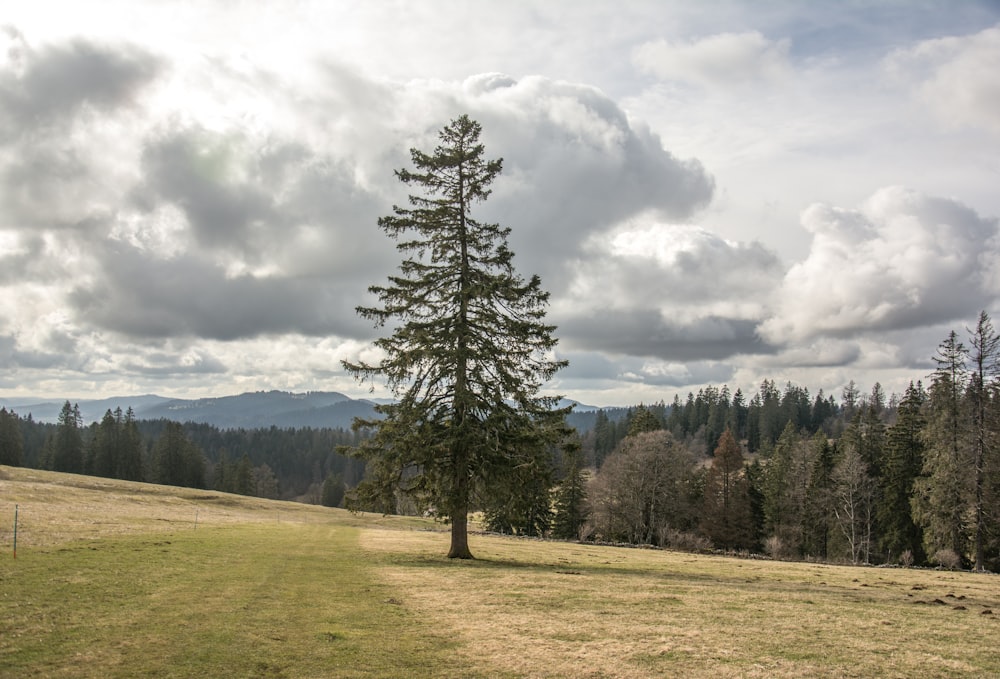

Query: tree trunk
974,445,985,571
448,461,473,558
446,154,475,562
448,443,474,559
448,505,473,559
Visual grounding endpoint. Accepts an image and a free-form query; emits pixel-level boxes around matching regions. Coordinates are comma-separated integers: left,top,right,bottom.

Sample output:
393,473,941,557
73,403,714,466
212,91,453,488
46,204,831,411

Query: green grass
2,466,1000,678
0,467,475,678
1,523,475,678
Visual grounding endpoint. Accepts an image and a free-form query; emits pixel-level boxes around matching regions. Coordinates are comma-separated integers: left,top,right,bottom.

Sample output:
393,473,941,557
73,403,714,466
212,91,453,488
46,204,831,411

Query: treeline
582,382,848,468
474,312,1000,572
0,404,366,504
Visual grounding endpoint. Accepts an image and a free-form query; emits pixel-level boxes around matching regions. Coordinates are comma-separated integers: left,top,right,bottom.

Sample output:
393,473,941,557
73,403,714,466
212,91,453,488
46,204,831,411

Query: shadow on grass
380,543,944,608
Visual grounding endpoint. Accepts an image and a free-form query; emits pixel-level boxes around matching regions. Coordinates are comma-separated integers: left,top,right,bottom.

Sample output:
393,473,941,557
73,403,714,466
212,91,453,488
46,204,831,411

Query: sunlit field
2,466,998,678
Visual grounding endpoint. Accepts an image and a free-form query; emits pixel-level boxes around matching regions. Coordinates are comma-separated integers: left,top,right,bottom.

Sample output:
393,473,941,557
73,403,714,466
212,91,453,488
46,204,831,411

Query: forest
0,408,366,507
1,311,997,570
564,312,1000,572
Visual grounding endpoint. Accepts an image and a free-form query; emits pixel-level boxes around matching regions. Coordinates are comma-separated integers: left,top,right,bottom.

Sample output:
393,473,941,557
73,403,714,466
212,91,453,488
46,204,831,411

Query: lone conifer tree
345,115,567,559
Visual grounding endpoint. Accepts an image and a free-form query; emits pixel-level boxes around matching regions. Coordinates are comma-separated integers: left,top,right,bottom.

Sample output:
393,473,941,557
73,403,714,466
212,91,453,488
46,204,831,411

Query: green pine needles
344,115,568,558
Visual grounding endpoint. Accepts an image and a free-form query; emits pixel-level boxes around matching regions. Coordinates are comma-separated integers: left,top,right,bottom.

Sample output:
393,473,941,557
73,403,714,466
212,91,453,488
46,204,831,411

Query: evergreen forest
0,406,366,506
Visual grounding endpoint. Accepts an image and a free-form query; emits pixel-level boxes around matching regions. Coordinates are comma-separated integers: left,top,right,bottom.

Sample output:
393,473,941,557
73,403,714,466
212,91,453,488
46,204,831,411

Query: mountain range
0,391,377,430
0,391,602,431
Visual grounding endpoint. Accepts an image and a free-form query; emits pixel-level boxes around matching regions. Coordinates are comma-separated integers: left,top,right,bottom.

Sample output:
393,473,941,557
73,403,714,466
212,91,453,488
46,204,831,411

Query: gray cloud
0,32,161,234
558,350,735,391
559,312,774,362
137,128,279,254
465,75,715,283
68,242,372,341
0,29,161,135
0,233,46,284
51,69,716,350
553,222,784,362
0,331,79,370
123,350,227,377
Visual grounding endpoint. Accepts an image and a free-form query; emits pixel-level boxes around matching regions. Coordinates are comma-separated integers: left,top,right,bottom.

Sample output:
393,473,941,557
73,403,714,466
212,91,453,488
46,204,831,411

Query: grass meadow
2,465,999,678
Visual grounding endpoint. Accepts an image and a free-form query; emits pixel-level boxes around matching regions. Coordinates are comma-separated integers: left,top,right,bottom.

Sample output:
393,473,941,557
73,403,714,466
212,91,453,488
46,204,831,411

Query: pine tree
344,115,567,559
763,421,812,558
90,409,120,478
214,450,234,493
119,408,144,481
878,381,926,564
744,457,766,549
552,437,588,540
780,383,811,433
322,473,346,507
627,404,662,436
758,379,783,448
746,393,762,452
811,389,834,433
481,436,555,537
705,387,730,452
52,401,84,473
235,454,254,495
802,432,835,559
0,408,24,466
913,331,971,566
699,429,752,550
728,388,748,441
152,422,205,489
967,311,999,571
592,410,614,467
842,380,860,422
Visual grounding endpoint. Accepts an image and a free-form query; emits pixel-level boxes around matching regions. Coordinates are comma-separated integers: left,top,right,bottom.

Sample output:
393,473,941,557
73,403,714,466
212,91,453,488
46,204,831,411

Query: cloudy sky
2,1,999,408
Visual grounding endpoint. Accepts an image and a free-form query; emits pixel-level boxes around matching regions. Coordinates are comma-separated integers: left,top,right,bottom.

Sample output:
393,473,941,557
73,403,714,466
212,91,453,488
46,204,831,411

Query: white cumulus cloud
760,186,1000,344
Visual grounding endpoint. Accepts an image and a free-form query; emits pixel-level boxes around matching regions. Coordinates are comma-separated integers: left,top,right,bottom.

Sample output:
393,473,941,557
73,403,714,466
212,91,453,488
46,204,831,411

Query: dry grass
362,530,1000,678
0,465,425,549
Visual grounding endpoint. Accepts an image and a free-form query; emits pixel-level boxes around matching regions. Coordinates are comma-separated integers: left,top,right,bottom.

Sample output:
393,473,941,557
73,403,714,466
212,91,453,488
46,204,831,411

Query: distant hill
1,391,614,432
0,395,173,426
139,390,366,429
1,391,377,430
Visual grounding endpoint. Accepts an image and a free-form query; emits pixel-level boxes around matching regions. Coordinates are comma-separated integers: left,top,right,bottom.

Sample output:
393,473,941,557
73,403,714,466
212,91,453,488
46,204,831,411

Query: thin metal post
13,504,18,559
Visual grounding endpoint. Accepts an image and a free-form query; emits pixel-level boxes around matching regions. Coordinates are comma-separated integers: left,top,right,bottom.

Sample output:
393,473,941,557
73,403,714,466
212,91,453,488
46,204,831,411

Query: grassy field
2,466,999,678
